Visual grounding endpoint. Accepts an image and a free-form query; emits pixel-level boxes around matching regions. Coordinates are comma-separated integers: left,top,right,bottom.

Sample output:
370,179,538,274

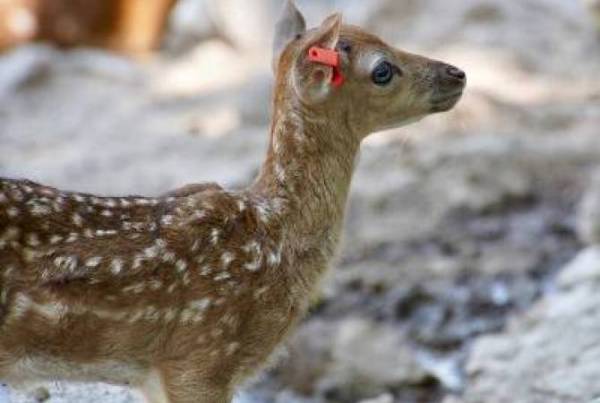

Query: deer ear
293,13,342,103
310,13,342,51
272,0,306,72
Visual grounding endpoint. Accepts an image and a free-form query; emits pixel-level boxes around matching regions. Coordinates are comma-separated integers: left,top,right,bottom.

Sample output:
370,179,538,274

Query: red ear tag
308,46,345,88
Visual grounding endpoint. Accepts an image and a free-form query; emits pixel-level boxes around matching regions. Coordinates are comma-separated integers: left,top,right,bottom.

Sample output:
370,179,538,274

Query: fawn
0,1,465,402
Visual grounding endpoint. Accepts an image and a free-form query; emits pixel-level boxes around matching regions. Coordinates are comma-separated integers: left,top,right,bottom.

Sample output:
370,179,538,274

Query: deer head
272,0,466,138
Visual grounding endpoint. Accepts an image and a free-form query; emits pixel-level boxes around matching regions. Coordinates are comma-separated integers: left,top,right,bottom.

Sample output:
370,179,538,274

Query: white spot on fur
10,293,31,320
96,229,117,236
200,265,212,276
86,256,102,267
123,282,146,294
33,300,68,322
267,245,283,267
110,258,124,274
275,163,286,182
161,215,174,226
54,256,78,271
167,283,177,293
28,202,51,216
221,252,235,268
190,298,211,312
226,342,240,356
243,240,263,271
149,280,162,290
255,201,271,223
128,310,145,323
182,271,191,286
176,260,187,272
144,245,160,259
144,306,160,321
210,228,220,245
72,213,83,226
162,251,176,263
132,256,144,270
244,260,262,272
49,235,63,245
164,308,177,322
214,272,231,281
254,286,269,299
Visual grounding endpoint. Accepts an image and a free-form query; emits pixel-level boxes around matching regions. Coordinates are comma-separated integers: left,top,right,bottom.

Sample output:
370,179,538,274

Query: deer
0,1,466,402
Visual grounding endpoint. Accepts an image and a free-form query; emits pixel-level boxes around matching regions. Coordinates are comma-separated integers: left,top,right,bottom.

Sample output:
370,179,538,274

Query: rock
166,0,279,57
584,0,600,29
316,318,428,400
0,384,9,403
428,156,534,214
7,383,139,403
0,45,54,99
31,387,50,402
166,0,217,53
358,393,395,403
451,249,600,403
556,247,600,289
277,320,336,396
576,169,600,245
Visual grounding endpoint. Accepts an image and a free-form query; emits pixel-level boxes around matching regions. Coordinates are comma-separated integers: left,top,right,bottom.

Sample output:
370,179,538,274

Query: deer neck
251,97,360,256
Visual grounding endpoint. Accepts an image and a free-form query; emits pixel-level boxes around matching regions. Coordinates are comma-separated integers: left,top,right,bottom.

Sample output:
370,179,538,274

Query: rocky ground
1,0,600,402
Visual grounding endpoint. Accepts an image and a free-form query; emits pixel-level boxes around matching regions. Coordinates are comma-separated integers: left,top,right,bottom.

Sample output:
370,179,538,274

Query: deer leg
139,369,170,403
154,366,233,403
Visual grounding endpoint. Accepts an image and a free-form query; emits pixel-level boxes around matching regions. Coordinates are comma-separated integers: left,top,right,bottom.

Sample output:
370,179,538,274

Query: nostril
446,66,466,80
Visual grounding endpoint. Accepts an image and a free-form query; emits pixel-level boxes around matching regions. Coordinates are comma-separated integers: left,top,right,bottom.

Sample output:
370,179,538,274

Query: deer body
0,1,465,401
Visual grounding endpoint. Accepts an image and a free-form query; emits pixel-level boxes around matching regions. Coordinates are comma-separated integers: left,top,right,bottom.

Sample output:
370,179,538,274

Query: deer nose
435,63,466,91
445,65,466,81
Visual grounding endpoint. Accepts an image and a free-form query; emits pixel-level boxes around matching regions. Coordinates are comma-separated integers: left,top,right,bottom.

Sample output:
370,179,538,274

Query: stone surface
322,318,427,398
577,169,600,245
448,247,600,403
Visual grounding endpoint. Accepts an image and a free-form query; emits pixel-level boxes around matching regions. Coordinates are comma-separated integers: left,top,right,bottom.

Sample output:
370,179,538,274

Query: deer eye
372,61,395,86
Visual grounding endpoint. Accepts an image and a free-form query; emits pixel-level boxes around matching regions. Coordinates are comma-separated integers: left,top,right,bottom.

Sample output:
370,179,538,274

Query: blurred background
1,0,600,402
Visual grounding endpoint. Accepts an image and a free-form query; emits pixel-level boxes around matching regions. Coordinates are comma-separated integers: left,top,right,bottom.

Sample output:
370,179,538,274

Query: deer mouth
429,90,464,112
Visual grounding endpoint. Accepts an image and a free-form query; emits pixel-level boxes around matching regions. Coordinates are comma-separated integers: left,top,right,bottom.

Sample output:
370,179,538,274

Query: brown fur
0,2,465,401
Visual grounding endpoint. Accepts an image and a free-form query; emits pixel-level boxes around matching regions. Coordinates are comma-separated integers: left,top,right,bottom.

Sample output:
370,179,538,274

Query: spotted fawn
0,1,466,402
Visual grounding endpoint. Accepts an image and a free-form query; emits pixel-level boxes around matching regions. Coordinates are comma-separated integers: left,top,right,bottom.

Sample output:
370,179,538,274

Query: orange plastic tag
308,46,345,88
308,46,339,67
